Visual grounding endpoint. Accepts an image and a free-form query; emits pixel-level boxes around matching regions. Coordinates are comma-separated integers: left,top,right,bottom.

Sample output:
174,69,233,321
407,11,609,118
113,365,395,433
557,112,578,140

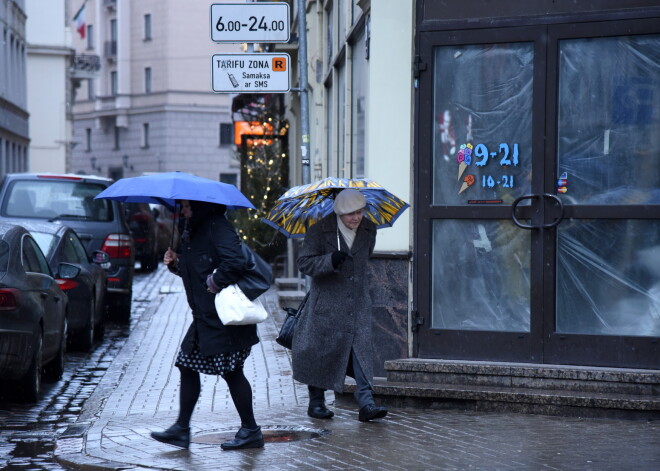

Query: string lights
230,94,289,264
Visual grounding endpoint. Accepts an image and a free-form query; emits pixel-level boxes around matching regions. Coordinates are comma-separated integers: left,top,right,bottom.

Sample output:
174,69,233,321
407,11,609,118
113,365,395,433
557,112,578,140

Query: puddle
192,425,330,445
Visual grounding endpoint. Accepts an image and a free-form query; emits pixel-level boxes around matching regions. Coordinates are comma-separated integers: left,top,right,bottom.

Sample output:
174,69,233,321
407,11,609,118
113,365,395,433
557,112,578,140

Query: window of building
219,123,233,146
145,67,152,93
87,24,94,50
336,62,346,175
110,70,118,95
87,78,94,100
144,14,152,40
141,123,150,148
219,173,238,186
322,3,368,178
350,25,367,178
85,128,92,151
113,126,120,150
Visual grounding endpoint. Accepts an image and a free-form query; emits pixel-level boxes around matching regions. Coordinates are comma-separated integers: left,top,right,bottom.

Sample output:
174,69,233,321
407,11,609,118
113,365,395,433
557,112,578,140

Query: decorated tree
229,94,289,265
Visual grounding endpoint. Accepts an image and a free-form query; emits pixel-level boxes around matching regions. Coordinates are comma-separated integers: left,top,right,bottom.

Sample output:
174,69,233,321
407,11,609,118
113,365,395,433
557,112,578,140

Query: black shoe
307,405,334,419
150,423,191,449
358,404,388,422
220,426,264,450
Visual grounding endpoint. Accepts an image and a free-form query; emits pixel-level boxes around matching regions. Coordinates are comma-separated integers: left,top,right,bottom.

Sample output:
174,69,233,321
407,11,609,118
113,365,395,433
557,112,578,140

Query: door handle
512,194,565,230
542,193,565,229
40,292,48,299
511,194,539,230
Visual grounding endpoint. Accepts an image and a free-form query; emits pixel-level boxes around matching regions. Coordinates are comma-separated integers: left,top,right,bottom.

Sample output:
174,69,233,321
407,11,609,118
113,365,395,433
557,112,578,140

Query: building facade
284,0,659,376
68,0,242,182
0,0,29,176
283,0,414,374
25,0,74,174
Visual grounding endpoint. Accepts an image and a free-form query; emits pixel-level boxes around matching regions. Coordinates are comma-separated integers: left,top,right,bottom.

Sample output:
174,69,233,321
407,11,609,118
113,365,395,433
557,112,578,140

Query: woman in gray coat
292,189,388,422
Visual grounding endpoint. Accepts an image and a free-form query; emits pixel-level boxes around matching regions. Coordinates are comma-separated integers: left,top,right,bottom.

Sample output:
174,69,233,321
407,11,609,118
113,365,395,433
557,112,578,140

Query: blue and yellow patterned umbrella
262,177,409,238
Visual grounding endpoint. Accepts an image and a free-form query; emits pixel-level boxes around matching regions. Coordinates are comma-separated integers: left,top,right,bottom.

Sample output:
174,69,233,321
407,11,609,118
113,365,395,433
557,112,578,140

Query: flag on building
73,2,87,39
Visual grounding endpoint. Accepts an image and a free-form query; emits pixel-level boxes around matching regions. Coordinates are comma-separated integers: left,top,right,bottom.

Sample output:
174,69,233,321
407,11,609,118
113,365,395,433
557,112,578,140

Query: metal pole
296,0,311,186
295,0,311,289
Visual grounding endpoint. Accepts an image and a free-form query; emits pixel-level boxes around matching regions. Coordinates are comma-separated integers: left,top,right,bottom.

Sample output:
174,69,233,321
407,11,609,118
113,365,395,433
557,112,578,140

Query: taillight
0,288,19,310
101,234,132,259
56,279,79,291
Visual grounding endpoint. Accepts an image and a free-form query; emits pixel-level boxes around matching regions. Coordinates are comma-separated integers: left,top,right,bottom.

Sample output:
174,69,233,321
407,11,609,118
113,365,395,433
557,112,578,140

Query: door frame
540,18,660,368
414,26,549,362
413,19,660,368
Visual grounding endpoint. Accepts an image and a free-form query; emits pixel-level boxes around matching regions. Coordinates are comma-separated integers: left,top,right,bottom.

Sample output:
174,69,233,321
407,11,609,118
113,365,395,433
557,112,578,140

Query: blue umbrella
95,171,255,210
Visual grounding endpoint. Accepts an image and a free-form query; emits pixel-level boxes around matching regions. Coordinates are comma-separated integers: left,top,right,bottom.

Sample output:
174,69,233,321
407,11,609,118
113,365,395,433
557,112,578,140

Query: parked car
0,173,135,321
150,203,179,258
17,221,110,352
124,202,158,272
0,223,72,402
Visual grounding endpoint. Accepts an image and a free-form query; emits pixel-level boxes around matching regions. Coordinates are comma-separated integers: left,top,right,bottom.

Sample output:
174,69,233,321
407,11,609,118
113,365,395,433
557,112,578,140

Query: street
1,265,659,470
0,269,153,470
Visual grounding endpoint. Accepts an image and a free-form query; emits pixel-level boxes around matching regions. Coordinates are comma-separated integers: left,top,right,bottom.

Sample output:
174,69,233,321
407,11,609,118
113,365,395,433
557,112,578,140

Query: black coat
174,213,259,356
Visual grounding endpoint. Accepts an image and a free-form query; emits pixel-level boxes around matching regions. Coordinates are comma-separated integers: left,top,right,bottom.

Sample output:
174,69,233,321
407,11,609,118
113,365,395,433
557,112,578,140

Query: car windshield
2,179,113,222
0,240,8,272
29,232,57,259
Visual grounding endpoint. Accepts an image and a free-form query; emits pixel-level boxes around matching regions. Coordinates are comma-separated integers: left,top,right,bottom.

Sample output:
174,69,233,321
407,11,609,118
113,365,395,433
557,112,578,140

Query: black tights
175,365,257,429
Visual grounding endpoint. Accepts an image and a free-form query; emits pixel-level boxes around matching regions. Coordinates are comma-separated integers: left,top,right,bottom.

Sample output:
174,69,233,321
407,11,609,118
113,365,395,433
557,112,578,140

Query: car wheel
21,330,43,402
45,316,67,380
109,292,132,323
74,299,95,352
95,319,105,341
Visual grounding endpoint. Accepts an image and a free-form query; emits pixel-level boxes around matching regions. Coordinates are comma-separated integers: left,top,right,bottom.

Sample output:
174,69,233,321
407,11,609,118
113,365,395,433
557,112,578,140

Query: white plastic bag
215,284,268,325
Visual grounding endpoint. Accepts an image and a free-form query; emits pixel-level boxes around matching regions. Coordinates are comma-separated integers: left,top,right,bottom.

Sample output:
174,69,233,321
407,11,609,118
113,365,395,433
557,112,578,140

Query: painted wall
367,0,413,253
26,0,69,173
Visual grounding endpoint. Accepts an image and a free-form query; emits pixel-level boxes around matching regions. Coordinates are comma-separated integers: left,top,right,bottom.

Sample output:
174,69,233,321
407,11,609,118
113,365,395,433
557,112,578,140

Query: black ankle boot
220,426,264,450
307,404,334,419
150,423,191,449
358,404,388,422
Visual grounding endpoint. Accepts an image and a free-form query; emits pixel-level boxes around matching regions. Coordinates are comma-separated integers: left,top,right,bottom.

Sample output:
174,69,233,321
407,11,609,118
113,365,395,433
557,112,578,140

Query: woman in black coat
150,200,263,450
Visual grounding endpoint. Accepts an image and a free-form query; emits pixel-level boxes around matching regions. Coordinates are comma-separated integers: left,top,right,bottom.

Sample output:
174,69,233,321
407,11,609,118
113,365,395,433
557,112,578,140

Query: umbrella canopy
95,172,255,210
262,177,409,238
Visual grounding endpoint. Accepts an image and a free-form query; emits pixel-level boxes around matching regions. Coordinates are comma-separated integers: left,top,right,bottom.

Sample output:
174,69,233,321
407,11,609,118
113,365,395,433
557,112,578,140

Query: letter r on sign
272,58,287,72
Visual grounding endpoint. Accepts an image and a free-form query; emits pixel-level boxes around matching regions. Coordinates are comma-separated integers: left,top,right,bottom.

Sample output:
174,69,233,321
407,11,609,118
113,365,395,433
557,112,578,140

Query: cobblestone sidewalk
56,266,660,471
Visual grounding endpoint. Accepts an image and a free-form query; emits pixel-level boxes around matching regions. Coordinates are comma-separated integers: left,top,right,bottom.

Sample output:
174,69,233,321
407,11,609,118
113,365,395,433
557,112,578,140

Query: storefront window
557,35,660,204
432,219,531,331
432,43,533,206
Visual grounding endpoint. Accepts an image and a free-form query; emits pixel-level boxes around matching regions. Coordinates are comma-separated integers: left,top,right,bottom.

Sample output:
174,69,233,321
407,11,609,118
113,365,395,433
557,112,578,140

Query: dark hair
178,201,227,242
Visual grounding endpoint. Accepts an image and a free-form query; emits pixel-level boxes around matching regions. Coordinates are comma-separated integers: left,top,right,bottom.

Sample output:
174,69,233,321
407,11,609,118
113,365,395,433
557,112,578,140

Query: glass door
542,21,660,368
415,21,660,368
415,27,548,362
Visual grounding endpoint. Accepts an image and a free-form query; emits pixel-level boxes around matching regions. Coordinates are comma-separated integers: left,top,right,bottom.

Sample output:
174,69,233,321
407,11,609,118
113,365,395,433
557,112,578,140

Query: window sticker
456,142,519,195
557,171,568,194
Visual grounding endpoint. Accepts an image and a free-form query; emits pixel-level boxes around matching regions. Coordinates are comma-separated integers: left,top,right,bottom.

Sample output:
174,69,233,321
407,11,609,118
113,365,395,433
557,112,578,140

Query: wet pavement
3,265,659,470
47,265,659,471
0,270,154,470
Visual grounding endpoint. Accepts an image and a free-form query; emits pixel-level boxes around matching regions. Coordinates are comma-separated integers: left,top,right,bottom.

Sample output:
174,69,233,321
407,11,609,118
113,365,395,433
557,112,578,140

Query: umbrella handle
336,227,340,251
170,201,178,249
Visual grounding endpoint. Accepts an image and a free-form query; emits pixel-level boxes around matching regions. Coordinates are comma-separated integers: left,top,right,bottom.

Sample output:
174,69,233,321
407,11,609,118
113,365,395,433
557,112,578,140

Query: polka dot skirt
175,345,251,377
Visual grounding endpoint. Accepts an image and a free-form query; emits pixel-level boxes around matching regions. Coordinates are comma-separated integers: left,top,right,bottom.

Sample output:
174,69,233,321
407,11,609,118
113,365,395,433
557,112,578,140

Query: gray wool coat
291,213,377,392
